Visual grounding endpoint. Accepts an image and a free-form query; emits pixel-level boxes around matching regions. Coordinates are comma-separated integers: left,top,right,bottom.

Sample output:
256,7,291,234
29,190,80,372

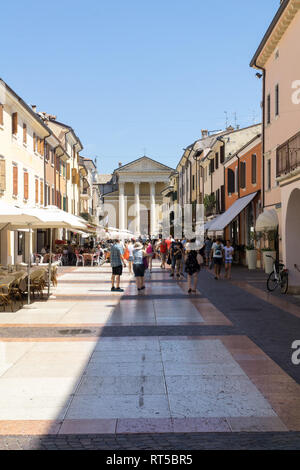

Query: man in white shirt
211,238,224,280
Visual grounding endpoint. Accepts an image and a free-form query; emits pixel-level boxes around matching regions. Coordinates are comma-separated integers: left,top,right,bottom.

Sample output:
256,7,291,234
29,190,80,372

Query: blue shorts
225,259,232,264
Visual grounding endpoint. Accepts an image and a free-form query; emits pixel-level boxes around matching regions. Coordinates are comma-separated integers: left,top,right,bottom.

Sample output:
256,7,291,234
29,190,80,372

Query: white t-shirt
224,246,234,260
212,242,224,258
128,244,134,257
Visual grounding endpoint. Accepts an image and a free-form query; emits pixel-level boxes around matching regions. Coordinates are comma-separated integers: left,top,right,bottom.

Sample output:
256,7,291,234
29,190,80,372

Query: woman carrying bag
184,240,202,294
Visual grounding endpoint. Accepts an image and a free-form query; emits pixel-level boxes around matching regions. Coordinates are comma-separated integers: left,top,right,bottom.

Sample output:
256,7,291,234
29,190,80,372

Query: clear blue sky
1,0,279,173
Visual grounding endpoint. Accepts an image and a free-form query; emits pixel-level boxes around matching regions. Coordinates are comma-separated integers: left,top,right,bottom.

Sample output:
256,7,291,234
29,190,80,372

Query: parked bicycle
266,255,289,294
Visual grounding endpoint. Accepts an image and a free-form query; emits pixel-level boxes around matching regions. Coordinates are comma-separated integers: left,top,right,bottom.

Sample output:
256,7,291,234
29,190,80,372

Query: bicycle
266,255,289,294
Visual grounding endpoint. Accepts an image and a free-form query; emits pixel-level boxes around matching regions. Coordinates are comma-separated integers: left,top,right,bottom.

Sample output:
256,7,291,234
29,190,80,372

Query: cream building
251,0,300,292
0,79,50,265
102,157,174,237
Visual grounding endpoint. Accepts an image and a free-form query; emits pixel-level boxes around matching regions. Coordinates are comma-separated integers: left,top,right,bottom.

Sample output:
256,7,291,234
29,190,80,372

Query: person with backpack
185,240,202,293
211,238,224,280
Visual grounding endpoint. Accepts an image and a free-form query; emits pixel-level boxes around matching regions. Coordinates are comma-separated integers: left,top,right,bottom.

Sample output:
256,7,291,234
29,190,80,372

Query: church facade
102,156,174,237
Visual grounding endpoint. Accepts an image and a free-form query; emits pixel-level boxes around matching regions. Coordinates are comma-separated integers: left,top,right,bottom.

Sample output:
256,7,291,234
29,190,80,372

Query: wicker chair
29,269,47,298
0,276,16,311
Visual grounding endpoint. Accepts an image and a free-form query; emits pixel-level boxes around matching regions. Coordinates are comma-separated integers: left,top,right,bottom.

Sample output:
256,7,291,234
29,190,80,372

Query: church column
119,182,125,230
150,182,156,237
134,182,140,236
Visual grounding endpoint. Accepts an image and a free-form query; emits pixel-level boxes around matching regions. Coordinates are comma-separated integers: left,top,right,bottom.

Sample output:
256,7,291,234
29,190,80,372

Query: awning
208,192,257,232
255,209,278,232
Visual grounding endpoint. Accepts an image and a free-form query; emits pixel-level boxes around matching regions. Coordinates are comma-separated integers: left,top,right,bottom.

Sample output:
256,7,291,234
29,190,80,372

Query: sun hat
134,242,143,249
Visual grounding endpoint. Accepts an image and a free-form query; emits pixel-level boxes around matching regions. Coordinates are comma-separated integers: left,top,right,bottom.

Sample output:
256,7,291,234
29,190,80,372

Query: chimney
226,125,235,132
201,129,208,139
118,162,122,168
31,105,37,113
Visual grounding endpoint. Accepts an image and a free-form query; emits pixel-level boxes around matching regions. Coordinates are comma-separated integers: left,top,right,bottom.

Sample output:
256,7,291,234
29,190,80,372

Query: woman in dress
146,240,154,272
184,240,202,294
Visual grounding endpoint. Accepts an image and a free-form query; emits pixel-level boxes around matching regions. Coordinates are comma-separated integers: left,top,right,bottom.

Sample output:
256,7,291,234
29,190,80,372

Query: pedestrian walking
110,239,127,292
173,240,184,279
224,240,234,280
204,237,212,266
211,238,224,280
158,238,168,269
132,241,149,292
127,238,135,275
146,240,154,272
185,240,202,293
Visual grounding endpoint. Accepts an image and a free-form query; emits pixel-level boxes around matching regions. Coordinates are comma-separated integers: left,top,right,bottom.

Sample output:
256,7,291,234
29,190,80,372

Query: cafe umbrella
10,205,88,303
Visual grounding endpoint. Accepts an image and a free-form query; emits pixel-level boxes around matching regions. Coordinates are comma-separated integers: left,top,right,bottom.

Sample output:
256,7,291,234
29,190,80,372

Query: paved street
0,261,299,450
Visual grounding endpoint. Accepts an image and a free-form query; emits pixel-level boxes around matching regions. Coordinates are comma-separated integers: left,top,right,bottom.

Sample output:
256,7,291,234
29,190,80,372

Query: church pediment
116,157,174,174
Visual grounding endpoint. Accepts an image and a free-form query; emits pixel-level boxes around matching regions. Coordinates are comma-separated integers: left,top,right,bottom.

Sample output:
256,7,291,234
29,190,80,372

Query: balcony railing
277,131,300,178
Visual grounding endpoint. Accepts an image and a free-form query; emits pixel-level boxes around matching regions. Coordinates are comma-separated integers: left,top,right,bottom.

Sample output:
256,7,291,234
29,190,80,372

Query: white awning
255,209,278,232
208,192,257,232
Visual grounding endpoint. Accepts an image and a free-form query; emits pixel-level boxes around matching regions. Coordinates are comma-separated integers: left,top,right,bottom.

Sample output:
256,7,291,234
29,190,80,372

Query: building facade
251,0,300,291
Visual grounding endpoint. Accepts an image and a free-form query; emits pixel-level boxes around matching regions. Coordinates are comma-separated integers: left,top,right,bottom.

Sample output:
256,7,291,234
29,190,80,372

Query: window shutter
40,181,44,205
13,166,18,195
76,171,80,186
0,104,3,126
23,124,27,144
35,179,39,204
24,172,28,200
67,163,70,180
220,145,225,164
41,139,44,156
252,154,257,184
72,168,76,184
12,112,18,135
33,133,36,152
221,185,225,212
0,160,6,191
240,162,246,189
215,153,219,170
227,168,234,194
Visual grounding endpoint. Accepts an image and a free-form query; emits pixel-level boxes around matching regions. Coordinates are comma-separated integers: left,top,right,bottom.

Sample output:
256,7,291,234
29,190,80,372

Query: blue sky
1,0,279,173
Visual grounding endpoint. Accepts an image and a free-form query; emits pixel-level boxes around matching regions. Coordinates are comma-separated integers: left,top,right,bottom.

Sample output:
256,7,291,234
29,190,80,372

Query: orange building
221,135,262,264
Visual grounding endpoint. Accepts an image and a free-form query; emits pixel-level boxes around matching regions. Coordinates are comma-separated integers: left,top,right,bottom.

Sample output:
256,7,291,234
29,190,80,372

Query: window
267,159,271,190
67,163,70,180
33,133,36,152
267,94,271,124
13,165,18,196
275,84,279,116
252,154,257,184
0,160,6,191
227,168,235,194
35,179,39,204
40,181,44,205
0,104,3,126
52,187,55,205
12,112,18,135
220,185,225,212
234,167,238,193
50,148,54,165
210,159,215,174
23,172,29,200
192,175,195,191
215,152,219,170
23,123,27,144
220,145,225,164
240,161,246,189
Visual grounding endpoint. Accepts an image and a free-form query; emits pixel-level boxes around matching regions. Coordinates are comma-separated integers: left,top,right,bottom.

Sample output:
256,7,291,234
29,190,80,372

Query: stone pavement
0,261,299,450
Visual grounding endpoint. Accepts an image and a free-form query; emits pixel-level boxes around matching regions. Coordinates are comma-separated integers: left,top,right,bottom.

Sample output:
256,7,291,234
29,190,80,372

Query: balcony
80,187,91,200
277,131,300,180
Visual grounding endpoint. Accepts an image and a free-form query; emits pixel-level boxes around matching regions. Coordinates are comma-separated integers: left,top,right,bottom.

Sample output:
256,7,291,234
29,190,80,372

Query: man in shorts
158,238,168,269
110,239,126,292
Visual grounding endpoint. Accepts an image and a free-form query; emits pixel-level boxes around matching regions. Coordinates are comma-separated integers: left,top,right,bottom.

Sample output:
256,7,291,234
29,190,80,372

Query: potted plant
261,248,276,274
261,230,277,274
246,244,257,270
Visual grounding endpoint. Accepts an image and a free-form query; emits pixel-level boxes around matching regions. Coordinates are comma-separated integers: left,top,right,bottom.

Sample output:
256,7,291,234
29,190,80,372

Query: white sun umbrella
10,205,88,303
